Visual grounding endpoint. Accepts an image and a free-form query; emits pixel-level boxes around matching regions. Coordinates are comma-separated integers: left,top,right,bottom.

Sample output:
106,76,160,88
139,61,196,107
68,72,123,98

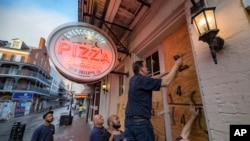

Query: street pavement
0,106,91,141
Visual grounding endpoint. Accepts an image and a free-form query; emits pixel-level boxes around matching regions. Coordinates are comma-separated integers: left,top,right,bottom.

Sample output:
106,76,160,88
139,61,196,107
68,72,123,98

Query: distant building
49,66,69,107
49,67,61,96
0,38,53,120
58,81,69,106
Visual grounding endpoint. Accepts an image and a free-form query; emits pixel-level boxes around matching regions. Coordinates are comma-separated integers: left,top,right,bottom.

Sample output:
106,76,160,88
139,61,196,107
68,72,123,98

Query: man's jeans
125,118,155,141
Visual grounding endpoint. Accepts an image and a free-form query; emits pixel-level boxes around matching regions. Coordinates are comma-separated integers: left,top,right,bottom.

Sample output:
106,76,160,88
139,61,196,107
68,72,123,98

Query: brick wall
124,0,250,140
27,38,50,73
187,0,250,141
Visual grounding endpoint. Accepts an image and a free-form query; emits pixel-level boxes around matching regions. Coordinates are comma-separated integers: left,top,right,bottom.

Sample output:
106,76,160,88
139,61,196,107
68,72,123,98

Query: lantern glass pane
204,9,217,30
194,12,208,35
192,19,201,35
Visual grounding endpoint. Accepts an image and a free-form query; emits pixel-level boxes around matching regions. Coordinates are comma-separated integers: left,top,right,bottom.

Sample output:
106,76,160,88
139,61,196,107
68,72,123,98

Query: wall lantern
191,0,224,64
102,84,108,92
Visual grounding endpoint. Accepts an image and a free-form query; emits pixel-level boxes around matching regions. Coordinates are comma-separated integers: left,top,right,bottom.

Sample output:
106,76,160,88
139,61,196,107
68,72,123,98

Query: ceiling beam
98,0,110,28
90,1,97,24
137,0,151,7
80,13,132,31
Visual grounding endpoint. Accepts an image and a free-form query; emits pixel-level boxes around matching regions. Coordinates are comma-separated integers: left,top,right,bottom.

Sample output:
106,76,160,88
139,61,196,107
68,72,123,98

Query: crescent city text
63,28,106,44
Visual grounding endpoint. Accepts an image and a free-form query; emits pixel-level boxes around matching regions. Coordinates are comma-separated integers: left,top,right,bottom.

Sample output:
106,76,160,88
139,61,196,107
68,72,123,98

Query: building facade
58,81,69,107
82,0,250,141
0,38,53,120
48,66,63,108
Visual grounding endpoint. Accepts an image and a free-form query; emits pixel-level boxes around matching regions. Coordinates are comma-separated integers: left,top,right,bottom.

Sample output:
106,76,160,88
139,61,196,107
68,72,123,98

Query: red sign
47,22,117,82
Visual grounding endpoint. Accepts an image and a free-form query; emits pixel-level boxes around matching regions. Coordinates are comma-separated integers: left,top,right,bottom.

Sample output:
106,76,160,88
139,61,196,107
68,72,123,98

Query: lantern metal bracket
199,29,224,64
190,0,205,14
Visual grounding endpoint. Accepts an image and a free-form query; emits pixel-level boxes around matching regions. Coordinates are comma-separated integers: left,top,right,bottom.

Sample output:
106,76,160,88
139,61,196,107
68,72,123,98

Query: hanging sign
12,92,34,101
47,22,117,82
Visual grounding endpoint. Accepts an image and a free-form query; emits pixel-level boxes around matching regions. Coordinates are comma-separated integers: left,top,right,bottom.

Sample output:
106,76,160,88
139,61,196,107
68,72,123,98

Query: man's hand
189,103,199,120
179,103,199,139
175,57,183,67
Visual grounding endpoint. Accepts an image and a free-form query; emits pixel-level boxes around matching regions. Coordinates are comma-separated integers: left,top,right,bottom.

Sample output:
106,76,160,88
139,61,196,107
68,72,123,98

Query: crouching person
107,115,125,141
90,114,111,141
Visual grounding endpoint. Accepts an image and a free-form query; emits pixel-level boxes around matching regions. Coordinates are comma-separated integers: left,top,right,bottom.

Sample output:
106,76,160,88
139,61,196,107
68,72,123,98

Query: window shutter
10,55,14,61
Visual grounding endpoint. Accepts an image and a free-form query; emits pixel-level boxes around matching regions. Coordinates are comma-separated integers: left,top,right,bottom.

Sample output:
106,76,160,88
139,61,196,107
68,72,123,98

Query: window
11,40,22,49
11,55,23,62
0,53,5,60
8,66,18,75
4,78,14,90
27,82,31,89
146,51,160,76
41,58,44,64
35,53,39,59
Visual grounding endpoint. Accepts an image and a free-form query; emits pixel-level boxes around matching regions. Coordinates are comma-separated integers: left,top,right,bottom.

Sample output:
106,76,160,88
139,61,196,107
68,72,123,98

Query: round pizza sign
47,22,117,83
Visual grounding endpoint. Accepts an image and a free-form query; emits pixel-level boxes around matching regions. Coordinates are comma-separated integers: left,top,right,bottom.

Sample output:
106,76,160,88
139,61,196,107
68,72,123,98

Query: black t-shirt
31,124,55,141
89,126,111,141
125,74,162,119
112,131,125,141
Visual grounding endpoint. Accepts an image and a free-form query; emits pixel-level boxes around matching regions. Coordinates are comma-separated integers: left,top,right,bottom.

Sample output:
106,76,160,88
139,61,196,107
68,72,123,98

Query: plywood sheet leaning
151,91,166,141
162,23,209,141
117,93,128,131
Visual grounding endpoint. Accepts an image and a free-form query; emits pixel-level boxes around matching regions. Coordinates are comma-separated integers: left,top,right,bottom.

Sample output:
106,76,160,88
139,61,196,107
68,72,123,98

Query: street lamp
68,91,75,117
102,83,108,92
68,91,75,125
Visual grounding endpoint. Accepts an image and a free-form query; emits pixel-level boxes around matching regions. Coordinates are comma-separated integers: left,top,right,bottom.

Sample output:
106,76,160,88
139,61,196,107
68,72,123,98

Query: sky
0,0,78,47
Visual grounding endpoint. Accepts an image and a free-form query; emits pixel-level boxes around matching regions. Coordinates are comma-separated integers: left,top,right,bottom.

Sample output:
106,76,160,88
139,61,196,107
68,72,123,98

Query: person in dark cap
31,111,55,141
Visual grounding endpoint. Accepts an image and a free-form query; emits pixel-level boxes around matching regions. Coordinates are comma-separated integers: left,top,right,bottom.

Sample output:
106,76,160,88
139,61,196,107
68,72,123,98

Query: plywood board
162,23,209,141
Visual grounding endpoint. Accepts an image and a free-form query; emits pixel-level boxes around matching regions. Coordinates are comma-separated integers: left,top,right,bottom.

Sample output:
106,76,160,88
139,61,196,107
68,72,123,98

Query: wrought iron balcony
0,67,51,85
0,83,50,96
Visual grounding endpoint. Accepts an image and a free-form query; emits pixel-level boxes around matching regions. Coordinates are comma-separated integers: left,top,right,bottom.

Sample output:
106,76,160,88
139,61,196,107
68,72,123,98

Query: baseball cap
43,111,53,119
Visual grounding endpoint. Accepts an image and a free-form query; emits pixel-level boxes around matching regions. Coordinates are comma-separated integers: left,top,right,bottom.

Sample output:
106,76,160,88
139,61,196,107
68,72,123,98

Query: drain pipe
158,47,172,141
161,88,172,141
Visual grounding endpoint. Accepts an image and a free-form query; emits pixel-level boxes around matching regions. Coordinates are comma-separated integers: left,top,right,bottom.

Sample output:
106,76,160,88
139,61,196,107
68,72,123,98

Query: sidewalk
0,107,92,141
54,114,91,141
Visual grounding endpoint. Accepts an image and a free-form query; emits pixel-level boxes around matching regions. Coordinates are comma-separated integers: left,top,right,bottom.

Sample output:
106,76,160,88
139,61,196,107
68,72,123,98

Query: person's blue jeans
125,118,155,141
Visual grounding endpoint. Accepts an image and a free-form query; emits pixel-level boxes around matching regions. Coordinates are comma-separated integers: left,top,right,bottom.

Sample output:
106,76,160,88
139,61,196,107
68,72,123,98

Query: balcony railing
0,83,50,96
49,91,59,96
0,67,51,84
